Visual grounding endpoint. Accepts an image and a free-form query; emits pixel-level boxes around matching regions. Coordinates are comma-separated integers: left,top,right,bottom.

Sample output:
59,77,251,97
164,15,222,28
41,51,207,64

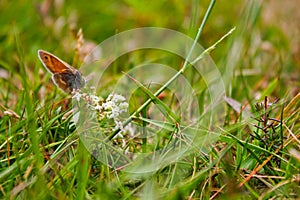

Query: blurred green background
0,0,299,99
0,0,299,199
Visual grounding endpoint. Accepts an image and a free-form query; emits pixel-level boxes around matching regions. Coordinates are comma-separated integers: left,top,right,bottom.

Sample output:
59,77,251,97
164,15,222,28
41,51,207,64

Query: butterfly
38,50,86,93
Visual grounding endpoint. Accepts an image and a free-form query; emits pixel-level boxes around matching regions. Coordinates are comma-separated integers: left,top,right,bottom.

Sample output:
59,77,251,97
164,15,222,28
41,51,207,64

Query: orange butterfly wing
38,50,74,74
38,49,86,93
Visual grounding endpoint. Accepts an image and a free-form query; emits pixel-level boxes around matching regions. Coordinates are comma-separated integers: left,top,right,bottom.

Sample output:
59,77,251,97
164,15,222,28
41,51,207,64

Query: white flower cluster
72,89,102,106
72,90,130,137
101,94,129,120
98,94,129,137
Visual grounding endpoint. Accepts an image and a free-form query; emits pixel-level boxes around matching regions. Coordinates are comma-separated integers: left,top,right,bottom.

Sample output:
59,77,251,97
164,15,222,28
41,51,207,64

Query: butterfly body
38,50,86,93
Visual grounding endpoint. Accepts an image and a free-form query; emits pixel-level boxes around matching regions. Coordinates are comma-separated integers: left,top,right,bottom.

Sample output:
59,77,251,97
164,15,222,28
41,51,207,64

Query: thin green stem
107,0,216,141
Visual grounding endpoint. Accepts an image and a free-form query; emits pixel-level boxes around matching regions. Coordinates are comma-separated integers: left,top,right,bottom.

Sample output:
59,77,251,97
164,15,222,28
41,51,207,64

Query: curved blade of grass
124,72,181,123
107,0,216,141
